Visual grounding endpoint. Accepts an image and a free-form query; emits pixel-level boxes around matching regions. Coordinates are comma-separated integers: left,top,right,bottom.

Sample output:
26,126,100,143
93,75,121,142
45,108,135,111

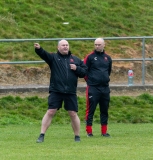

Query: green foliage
109,93,153,123
0,96,47,125
0,93,153,125
1,0,153,61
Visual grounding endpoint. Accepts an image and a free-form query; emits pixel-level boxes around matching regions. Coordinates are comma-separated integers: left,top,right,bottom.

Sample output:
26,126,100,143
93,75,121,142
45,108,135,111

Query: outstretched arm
34,43,53,65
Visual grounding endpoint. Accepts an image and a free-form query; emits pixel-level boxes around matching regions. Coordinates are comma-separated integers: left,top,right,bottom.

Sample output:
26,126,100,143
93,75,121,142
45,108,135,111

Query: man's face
94,39,105,52
58,40,69,55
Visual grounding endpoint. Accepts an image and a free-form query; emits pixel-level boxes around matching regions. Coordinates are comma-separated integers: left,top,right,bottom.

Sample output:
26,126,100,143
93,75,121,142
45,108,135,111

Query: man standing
34,39,87,142
84,38,112,137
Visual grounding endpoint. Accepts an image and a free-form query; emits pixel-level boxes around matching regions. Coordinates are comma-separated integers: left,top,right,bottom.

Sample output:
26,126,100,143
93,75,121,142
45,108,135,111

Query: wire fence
1,36,153,86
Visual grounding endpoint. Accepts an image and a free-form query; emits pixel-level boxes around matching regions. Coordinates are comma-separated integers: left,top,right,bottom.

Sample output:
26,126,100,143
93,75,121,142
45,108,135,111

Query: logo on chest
104,57,108,61
94,57,97,60
70,58,74,63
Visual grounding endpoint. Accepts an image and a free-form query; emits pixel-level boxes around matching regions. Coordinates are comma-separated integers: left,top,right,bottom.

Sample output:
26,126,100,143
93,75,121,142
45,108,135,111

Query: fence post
142,37,145,85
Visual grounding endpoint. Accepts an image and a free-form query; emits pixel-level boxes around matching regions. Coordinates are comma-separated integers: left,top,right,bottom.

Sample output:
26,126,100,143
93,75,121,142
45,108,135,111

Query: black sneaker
36,134,44,143
87,133,93,137
75,135,80,142
102,133,110,137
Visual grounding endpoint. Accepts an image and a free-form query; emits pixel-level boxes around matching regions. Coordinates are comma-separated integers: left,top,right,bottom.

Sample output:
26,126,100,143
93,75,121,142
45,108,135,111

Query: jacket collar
94,50,105,54
57,50,72,57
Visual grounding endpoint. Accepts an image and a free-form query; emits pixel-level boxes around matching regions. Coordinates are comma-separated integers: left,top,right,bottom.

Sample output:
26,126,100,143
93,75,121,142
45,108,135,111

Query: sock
40,133,45,137
101,125,107,134
86,126,92,134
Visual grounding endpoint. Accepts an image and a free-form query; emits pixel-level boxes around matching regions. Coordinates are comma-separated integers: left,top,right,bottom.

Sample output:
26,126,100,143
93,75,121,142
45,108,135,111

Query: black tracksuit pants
85,85,110,126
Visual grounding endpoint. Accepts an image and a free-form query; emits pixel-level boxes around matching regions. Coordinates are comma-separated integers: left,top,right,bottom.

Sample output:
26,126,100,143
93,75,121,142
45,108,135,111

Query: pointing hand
34,43,40,49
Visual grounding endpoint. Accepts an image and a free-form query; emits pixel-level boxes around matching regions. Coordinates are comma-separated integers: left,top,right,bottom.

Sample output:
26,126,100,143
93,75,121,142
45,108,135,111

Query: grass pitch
0,123,153,160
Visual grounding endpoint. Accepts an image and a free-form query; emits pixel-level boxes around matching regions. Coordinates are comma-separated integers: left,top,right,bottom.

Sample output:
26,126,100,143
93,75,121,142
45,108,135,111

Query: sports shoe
75,135,80,142
102,133,110,137
87,133,93,137
36,134,44,143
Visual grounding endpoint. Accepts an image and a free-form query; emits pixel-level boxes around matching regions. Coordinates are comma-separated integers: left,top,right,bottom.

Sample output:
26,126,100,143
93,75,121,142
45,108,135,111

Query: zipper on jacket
65,58,68,91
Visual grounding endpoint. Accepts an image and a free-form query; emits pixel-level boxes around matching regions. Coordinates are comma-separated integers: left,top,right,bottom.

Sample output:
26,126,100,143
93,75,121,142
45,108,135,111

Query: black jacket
84,50,112,87
35,48,88,94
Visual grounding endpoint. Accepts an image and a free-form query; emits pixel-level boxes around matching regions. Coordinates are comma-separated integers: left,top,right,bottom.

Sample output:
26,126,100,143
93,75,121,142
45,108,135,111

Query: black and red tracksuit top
84,50,112,87
35,47,88,94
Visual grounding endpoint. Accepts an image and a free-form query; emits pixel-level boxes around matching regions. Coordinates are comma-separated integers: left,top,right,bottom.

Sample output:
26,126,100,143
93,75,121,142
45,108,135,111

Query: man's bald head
94,38,105,52
58,39,69,55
